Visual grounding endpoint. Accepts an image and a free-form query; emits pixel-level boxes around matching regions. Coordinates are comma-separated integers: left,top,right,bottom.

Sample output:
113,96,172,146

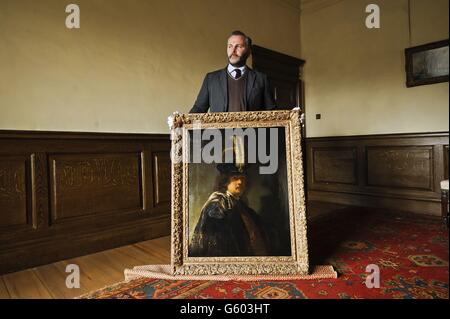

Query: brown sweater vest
227,72,247,112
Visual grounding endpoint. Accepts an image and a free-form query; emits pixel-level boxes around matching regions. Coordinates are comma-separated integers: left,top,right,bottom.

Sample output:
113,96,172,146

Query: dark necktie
234,69,242,79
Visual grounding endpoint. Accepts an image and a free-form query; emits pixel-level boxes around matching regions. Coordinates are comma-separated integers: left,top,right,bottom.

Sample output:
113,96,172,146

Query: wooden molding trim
0,129,169,140
306,131,449,215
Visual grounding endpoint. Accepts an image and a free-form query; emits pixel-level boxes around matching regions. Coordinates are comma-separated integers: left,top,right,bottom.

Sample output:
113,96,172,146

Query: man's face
227,35,249,67
226,175,247,197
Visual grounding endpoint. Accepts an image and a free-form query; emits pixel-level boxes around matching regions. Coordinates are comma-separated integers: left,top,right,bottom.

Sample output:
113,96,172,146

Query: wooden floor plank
106,244,163,266
144,236,171,251
0,276,11,299
102,247,156,271
2,236,172,299
34,260,92,299
3,269,53,299
134,240,170,263
136,236,170,254
63,253,126,294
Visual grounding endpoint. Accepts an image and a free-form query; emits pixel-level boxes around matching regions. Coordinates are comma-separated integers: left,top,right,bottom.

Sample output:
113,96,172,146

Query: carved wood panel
312,147,357,185
33,153,50,229
366,146,433,190
153,152,171,206
0,155,29,228
49,152,144,222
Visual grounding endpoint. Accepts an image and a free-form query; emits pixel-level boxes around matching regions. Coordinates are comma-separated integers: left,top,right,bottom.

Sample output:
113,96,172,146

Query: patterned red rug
81,209,449,299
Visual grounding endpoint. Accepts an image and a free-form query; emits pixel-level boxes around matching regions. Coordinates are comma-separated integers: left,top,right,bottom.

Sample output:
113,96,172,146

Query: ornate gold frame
170,109,309,276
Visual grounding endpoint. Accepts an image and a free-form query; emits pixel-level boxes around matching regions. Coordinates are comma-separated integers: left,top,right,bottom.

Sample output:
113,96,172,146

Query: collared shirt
227,64,246,79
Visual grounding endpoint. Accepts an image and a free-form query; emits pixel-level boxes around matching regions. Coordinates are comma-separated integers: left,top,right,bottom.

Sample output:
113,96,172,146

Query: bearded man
189,30,275,113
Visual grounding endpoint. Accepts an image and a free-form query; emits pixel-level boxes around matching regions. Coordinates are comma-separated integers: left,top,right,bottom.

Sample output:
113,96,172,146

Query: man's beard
228,54,248,67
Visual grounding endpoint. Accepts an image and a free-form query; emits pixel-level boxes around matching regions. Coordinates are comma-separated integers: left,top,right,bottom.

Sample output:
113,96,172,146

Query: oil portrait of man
187,128,292,258
188,163,270,257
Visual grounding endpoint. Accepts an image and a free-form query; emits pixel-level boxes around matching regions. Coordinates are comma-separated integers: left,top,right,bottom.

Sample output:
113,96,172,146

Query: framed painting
405,39,449,87
169,109,309,276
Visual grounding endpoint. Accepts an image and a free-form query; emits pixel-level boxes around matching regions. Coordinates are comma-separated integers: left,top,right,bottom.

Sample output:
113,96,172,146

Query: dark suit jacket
189,67,276,113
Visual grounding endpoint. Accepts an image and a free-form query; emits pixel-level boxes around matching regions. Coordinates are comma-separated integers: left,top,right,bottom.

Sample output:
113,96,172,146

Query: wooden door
252,45,305,111
252,46,308,198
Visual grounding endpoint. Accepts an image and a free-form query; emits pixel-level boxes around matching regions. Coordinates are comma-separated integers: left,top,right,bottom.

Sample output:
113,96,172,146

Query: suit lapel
246,68,256,109
219,69,228,112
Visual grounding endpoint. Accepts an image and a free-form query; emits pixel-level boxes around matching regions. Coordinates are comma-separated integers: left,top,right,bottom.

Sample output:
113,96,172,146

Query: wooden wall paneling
357,145,367,187
366,146,433,191
444,145,449,180
433,144,444,196
48,152,145,226
150,141,171,216
312,147,358,185
33,153,50,230
0,154,31,231
0,131,171,274
307,190,441,216
153,152,171,207
306,132,448,216
141,150,150,213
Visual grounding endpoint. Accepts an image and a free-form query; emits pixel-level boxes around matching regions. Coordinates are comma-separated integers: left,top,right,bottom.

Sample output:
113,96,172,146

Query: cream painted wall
300,0,449,137
0,0,301,133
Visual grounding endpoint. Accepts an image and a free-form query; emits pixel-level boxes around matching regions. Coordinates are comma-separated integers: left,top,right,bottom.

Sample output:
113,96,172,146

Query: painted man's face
227,175,247,197
227,35,249,67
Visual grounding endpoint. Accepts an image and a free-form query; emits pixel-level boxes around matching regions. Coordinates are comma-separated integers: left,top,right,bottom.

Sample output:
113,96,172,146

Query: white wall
300,0,449,137
0,0,301,133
